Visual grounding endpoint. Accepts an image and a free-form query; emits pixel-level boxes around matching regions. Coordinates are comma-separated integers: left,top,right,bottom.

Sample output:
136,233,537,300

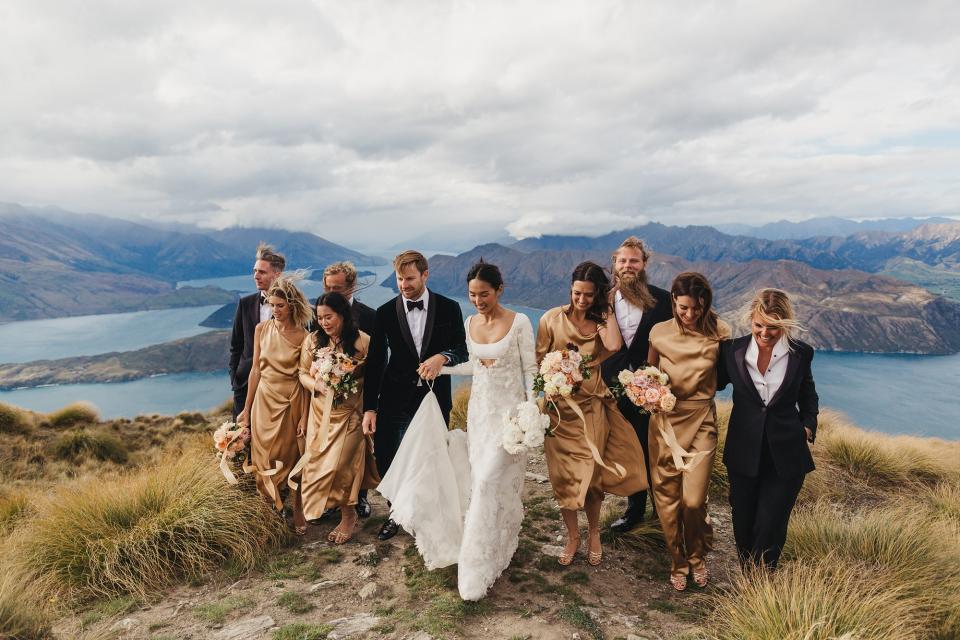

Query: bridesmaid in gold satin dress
296,292,379,544
536,261,648,568
647,272,730,592
237,276,312,534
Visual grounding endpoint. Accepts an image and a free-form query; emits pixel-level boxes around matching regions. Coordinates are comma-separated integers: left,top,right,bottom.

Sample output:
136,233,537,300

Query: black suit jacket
363,290,468,421
718,336,819,478
351,299,376,336
600,285,673,424
228,292,263,391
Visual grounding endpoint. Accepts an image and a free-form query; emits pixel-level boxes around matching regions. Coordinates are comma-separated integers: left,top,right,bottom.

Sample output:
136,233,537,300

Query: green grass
562,570,590,584
0,402,33,435
272,624,333,640
80,596,138,629
558,602,603,639
12,450,288,601
49,429,130,464
46,402,99,428
194,595,254,624
277,590,314,614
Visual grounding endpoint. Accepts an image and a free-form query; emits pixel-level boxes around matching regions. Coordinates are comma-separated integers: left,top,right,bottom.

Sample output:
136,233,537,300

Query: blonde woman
237,275,312,534
718,289,818,570
647,272,730,591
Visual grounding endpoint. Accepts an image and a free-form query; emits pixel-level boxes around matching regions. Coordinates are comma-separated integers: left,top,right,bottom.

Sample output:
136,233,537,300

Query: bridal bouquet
311,346,361,406
533,343,592,403
213,420,250,461
610,365,677,414
502,400,552,454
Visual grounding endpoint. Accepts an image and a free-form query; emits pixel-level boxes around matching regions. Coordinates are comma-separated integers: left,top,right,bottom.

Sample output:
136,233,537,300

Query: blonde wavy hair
745,288,804,342
266,273,313,329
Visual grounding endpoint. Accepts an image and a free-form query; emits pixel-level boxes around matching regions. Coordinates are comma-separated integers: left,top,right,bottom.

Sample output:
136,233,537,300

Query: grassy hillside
0,397,957,639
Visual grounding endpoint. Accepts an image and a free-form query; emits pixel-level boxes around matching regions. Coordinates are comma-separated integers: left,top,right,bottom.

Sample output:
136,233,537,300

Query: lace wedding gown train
378,312,537,601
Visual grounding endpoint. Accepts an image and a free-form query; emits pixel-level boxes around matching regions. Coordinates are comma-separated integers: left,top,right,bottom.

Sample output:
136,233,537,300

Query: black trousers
232,385,246,421
373,410,415,480
619,399,655,519
727,433,805,570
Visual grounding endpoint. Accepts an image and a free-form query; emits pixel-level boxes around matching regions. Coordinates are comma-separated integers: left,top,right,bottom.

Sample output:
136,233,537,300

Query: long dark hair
570,261,611,324
670,272,721,340
313,292,360,357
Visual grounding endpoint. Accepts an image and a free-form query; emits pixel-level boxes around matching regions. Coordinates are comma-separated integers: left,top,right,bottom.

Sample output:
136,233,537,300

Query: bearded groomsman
229,243,285,421
602,236,673,533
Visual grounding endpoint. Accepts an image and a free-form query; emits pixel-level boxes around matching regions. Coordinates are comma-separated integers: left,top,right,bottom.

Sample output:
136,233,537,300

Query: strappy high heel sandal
670,573,688,592
587,530,602,566
558,535,581,566
692,564,709,588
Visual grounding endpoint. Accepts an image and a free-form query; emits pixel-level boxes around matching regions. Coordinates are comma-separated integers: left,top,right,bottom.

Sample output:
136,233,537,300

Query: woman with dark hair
647,272,730,591
536,261,648,568
718,289,818,571
294,291,379,544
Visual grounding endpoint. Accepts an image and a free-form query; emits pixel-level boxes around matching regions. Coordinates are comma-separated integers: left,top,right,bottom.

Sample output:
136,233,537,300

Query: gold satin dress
249,319,307,510
648,318,730,578
296,332,380,520
536,306,648,511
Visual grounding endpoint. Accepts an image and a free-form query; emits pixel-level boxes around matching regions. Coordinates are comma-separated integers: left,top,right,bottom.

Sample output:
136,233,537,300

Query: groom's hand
417,354,447,381
362,410,377,435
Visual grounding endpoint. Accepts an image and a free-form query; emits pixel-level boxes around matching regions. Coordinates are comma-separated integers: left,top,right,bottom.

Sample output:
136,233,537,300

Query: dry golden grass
49,429,130,465
0,401,34,435
919,481,960,524
45,401,100,429
0,489,31,537
0,571,52,640
10,444,288,602
449,385,470,431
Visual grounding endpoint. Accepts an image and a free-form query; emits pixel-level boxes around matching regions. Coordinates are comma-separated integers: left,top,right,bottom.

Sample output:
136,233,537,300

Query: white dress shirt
259,293,272,323
745,335,790,405
614,290,643,348
404,289,429,355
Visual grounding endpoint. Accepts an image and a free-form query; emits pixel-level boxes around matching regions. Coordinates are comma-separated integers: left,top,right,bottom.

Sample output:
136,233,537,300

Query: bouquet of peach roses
609,365,676,414
311,346,361,406
213,420,250,484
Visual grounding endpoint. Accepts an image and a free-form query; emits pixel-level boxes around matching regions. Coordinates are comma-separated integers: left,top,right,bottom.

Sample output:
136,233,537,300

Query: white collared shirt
259,293,272,323
614,290,643,347
404,289,429,354
745,335,790,405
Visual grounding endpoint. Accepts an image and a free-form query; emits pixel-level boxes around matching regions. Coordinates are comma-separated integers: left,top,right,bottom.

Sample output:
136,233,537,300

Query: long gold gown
648,318,730,578
296,331,380,520
249,319,307,510
536,306,647,510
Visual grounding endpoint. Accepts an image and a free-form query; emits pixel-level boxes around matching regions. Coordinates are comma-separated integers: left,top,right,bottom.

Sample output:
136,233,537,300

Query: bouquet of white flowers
502,400,552,455
310,345,362,406
533,343,592,405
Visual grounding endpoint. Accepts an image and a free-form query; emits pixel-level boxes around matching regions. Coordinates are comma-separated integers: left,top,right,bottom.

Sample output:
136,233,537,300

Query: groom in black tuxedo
229,243,286,421
362,250,468,539
601,236,673,533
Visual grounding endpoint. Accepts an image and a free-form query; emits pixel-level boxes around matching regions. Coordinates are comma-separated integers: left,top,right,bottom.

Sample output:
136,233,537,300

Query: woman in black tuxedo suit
718,289,819,570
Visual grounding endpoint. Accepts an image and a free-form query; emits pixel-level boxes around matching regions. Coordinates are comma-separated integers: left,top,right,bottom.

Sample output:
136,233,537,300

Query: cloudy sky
2,0,959,251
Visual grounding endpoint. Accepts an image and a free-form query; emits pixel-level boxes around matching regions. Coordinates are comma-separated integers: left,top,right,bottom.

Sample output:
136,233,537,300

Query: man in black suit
362,250,468,539
320,261,376,517
229,243,286,421
601,236,673,533
322,261,376,335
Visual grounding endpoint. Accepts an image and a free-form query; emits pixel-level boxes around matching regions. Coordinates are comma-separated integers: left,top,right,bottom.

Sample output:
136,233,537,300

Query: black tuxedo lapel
394,296,419,360
249,294,261,329
734,338,765,405
420,291,437,360
768,349,802,408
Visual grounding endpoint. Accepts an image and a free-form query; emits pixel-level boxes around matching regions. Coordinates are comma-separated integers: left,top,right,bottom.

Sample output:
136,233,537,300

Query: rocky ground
60,452,737,640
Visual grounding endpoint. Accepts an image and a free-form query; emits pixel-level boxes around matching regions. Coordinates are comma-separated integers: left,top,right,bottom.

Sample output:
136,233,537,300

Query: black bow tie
406,299,424,312
260,293,267,304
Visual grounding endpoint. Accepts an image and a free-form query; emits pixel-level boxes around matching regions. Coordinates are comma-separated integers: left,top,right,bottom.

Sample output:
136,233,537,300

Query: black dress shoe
355,496,372,518
609,513,643,533
322,506,340,519
377,518,400,540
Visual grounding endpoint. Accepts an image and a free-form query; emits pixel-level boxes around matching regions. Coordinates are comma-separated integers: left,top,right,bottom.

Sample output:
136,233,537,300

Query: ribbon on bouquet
243,458,285,510
655,400,714,474
287,391,335,492
541,395,627,481
218,428,249,485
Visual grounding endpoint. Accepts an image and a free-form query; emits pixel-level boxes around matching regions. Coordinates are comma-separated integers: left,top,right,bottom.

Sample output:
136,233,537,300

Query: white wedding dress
377,312,537,601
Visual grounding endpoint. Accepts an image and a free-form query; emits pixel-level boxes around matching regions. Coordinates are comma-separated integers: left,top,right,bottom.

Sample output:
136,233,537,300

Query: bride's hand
236,408,249,427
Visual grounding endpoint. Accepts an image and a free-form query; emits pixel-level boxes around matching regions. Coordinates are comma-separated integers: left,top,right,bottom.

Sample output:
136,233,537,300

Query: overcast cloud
1,0,959,251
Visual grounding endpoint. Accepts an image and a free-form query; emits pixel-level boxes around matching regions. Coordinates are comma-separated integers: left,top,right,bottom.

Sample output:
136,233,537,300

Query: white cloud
1,0,959,251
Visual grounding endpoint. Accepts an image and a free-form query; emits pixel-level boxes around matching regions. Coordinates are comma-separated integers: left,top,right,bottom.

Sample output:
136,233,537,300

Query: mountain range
715,215,957,240
0,203,384,321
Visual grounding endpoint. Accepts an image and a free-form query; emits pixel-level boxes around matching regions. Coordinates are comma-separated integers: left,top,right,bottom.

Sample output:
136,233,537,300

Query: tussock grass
46,401,100,428
0,571,52,640
0,402,34,435
448,385,470,430
50,429,130,464
0,489,30,536
701,561,921,640
710,402,731,495
920,481,960,524
600,503,664,551
11,450,288,601
783,502,960,637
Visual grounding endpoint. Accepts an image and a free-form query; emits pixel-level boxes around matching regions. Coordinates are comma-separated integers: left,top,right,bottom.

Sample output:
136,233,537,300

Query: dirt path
59,451,738,640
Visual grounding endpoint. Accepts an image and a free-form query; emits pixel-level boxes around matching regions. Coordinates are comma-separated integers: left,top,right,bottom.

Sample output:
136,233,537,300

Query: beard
617,269,656,311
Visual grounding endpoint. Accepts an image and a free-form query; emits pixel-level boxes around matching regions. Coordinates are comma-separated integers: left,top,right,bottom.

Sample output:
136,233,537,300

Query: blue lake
0,264,956,439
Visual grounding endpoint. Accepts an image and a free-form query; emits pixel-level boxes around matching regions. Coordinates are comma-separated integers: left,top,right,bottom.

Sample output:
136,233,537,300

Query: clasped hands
362,354,448,436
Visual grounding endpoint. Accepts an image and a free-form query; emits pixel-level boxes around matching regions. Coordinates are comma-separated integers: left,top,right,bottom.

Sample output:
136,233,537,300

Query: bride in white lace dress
377,262,536,601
